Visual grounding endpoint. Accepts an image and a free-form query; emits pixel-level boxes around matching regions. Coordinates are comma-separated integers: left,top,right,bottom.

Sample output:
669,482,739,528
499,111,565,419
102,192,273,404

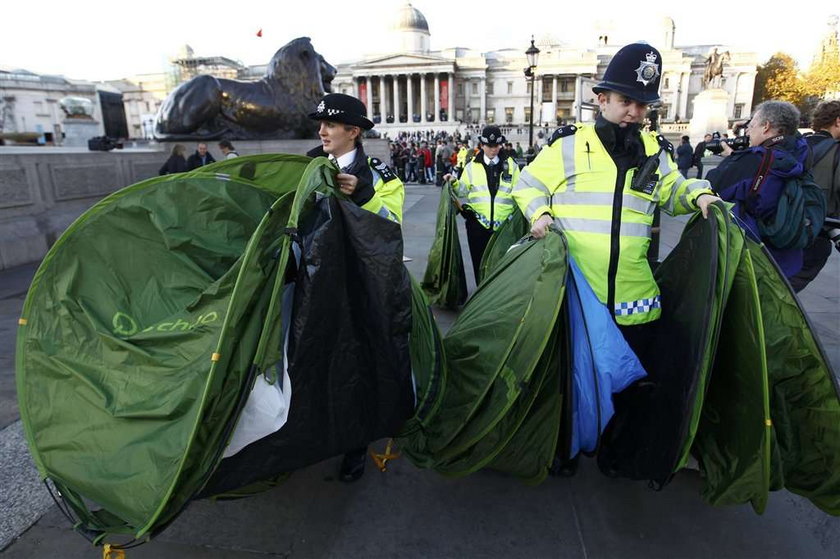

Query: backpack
750,149,827,250
809,137,840,216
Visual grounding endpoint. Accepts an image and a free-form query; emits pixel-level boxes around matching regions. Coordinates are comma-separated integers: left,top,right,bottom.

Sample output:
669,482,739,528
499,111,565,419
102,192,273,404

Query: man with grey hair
707,100,810,277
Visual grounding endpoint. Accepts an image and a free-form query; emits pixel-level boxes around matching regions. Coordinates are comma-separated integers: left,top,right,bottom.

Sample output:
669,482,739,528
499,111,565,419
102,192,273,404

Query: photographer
706,100,808,278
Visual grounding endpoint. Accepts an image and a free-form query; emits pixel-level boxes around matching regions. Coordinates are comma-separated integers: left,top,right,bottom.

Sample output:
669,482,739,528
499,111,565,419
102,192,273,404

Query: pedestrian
421,141,434,183
707,100,810,279
513,42,720,476
676,135,693,178
693,133,711,178
515,142,524,158
185,142,216,170
790,100,840,291
158,143,187,175
218,140,239,159
306,93,405,482
444,125,521,283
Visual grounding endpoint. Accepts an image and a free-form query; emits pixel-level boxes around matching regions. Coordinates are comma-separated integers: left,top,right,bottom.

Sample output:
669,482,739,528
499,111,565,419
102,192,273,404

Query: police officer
514,42,720,333
444,125,521,283
307,93,405,482
512,43,721,476
307,93,404,224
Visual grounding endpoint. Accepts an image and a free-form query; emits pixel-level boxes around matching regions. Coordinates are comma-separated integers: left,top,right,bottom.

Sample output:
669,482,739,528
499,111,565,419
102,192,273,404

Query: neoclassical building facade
331,4,759,135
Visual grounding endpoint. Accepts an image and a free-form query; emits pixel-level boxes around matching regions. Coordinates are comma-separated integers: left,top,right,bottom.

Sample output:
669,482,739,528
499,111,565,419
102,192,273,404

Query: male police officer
513,42,721,351
511,41,721,476
444,125,521,282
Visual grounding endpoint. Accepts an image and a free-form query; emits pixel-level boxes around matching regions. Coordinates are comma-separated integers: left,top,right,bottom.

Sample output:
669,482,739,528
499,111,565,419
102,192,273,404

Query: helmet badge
634,51,660,87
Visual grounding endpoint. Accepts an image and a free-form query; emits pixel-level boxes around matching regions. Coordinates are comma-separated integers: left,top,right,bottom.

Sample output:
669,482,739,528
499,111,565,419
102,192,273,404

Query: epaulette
369,157,397,182
547,124,579,147
654,133,675,159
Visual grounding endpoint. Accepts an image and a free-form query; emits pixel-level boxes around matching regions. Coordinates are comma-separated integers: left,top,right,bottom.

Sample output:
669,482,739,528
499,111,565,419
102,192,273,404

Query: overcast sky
2,1,837,81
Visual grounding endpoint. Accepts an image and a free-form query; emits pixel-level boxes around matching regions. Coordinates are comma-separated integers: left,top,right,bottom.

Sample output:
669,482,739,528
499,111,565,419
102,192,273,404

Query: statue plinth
689,88,730,147
62,119,103,147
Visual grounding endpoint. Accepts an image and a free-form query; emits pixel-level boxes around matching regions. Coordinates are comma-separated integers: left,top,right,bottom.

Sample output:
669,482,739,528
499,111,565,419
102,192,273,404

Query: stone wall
0,139,390,270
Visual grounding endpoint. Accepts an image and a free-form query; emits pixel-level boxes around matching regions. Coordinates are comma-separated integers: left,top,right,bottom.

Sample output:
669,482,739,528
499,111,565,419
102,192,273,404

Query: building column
378,76,386,124
552,75,558,104
679,71,690,120
479,77,486,124
420,74,428,123
365,76,373,120
406,73,414,122
393,74,401,123
433,74,441,122
448,73,454,121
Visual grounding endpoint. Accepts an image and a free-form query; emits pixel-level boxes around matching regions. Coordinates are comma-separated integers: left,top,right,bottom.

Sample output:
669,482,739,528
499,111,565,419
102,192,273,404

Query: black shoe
549,454,579,477
339,449,366,483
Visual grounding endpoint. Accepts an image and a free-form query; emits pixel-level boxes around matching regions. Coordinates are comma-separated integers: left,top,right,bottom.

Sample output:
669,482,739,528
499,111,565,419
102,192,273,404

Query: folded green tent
478,207,529,283
16,155,428,545
421,185,468,309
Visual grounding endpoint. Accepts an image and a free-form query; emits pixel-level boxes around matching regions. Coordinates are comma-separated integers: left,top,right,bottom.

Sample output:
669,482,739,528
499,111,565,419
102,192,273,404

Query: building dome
392,2,429,34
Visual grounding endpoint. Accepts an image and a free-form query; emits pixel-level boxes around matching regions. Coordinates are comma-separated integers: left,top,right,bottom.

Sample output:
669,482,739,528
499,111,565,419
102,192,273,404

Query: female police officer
306,93,405,482
307,93,404,224
444,125,521,283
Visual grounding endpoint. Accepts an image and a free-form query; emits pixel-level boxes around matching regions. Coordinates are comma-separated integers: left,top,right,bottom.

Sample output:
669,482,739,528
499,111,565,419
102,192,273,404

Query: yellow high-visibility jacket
452,156,520,229
363,156,404,224
511,123,714,325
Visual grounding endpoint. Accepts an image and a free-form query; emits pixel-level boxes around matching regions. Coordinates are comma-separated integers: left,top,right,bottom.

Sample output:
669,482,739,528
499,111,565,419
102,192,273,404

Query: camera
705,130,750,155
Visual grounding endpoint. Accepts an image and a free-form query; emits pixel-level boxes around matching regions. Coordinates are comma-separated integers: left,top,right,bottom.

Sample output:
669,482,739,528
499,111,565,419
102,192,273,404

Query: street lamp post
524,37,541,152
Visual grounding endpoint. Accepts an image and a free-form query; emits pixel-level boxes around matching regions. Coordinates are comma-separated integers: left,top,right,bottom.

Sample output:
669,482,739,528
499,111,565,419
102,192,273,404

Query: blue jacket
566,257,648,457
707,135,808,277
676,142,693,169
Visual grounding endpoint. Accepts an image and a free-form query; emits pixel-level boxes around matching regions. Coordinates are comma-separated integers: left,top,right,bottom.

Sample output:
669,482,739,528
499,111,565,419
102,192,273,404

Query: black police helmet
592,42,662,104
308,93,374,130
479,125,505,146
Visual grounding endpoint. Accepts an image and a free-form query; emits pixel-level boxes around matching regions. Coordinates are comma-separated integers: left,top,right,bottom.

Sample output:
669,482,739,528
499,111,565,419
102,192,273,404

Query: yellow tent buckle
103,544,126,559
370,439,400,472
211,352,222,362
18,318,27,326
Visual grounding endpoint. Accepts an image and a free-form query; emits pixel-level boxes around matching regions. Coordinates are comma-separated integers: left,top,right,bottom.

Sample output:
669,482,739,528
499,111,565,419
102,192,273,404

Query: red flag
256,28,263,38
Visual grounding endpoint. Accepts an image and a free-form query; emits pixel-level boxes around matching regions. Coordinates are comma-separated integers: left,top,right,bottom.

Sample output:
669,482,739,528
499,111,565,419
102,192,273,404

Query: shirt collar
483,155,500,166
333,148,358,171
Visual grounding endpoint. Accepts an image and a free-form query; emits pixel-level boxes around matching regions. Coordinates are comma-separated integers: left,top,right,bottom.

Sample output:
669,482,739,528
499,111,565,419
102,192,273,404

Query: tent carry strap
370,439,401,472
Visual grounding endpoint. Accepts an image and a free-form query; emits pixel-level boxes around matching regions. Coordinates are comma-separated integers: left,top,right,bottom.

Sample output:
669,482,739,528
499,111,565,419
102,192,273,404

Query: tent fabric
399,232,568,480
422,186,468,308
16,156,418,542
201,195,414,497
566,257,647,458
478,208,529,282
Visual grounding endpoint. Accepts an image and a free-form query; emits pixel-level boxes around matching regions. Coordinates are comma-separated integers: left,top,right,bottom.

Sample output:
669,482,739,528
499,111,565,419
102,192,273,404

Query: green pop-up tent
16,155,435,545
422,185,468,309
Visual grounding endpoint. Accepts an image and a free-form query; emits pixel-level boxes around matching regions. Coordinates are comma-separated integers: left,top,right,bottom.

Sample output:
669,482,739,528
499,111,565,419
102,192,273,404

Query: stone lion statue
154,37,336,140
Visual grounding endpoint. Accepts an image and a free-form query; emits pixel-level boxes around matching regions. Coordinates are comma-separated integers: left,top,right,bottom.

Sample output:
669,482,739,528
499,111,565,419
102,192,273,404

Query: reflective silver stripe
524,197,550,221
657,151,672,176
553,192,654,214
664,174,686,213
216,173,231,181
467,196,516,207
563,136,577,192
376,205,391,219
466,163,474,184
517,168,552,196
555,217,651,237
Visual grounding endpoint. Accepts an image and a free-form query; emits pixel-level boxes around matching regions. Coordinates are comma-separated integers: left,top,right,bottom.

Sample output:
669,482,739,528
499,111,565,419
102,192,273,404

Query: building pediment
358,53,453,69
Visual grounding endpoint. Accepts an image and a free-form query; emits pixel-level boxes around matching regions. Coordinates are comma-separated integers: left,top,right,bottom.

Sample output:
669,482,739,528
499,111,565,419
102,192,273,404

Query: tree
752,53,808,108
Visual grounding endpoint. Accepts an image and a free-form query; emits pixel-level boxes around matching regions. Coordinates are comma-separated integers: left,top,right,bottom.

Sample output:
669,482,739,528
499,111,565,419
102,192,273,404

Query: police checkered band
316,101,325,113
614,295,661,316
480,134,505,144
